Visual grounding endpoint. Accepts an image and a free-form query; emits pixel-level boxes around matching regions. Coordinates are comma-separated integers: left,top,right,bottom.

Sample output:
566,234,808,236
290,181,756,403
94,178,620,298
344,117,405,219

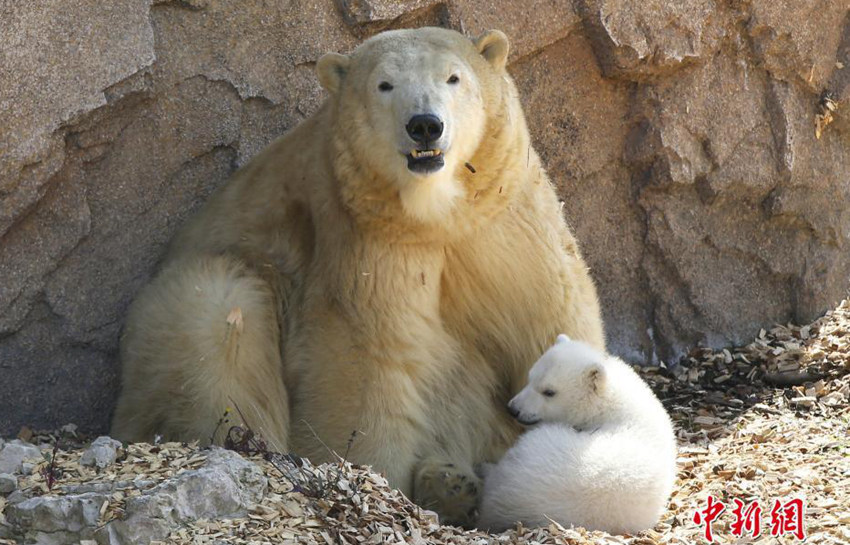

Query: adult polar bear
112,27,604,524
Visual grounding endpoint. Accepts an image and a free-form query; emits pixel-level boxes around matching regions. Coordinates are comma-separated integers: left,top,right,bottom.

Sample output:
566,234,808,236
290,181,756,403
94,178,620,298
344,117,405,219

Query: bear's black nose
406,114,444,144
507,403,520,418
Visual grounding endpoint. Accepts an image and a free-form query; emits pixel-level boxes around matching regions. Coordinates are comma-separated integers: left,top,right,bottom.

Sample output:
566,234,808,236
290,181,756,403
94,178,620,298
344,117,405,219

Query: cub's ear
474,29,509,70
555,333,572,345
584,362,607,394
317,53,351,94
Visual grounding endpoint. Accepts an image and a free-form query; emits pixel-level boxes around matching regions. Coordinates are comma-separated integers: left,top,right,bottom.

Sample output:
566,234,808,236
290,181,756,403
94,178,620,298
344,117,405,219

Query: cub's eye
378,82,394,92
447,74,460,84
542,389,557,398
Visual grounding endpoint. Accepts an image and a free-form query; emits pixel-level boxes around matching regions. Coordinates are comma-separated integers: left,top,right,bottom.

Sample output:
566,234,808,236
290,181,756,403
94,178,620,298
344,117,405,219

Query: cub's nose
406,114,444,144
507,402,520,418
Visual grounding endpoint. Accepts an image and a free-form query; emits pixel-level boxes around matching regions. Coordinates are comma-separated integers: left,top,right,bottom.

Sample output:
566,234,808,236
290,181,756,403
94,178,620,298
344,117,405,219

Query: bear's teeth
411,150,440,158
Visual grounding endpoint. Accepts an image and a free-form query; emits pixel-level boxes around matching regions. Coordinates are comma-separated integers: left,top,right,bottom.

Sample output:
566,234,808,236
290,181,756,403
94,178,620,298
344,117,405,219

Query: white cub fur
477,335,677,534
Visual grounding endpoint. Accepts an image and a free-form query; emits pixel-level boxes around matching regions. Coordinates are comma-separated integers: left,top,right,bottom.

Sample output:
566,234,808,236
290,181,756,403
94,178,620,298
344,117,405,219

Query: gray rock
0,441,42,474
0,473,16,494
60,424,78,436
0,0,155,237
576,0,726,79
3,449,266,545
4,492,107,545
60,482,114,495
61,478,155,496
80,437,123,469
336,0,442,26
6,489,28,505
102,448,266,544
451,0,582,61
745,0,848,91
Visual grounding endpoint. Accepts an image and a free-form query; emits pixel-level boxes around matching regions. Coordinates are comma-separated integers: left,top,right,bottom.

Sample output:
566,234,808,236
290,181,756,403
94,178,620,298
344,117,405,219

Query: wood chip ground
2,301,848,544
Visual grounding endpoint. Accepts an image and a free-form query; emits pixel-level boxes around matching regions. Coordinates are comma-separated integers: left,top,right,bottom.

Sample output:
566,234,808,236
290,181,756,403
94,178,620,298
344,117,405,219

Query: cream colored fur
112,27,605,523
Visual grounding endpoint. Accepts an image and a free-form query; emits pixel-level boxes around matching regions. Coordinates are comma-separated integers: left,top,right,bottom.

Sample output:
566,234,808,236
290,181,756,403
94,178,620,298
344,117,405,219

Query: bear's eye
378,81,394,92
447,74,460,84
542,389,557,398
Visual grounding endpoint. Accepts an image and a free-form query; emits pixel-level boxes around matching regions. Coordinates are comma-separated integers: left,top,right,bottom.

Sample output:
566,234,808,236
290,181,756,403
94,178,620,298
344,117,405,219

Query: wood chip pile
1,301,848,545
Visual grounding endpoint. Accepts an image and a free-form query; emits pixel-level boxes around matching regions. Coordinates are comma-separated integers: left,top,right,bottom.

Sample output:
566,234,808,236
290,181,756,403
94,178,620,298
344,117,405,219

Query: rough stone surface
4,492,107,545
0,447,266,545
79,436,123,469
0,441,43,475
1,0,849,434
0,473,16,495
575,0,727,79
0,0,155,238
101,448,267,544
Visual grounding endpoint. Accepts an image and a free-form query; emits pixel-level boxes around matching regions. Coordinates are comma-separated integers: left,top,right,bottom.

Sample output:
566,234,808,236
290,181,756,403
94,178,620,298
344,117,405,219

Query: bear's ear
584,362,607,394
317,53,351,94
555,333,572,345
474,30,510,70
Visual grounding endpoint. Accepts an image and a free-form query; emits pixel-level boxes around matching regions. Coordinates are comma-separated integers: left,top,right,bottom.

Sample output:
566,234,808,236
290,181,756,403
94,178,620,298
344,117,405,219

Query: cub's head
317,27,510,223
508,335,610,429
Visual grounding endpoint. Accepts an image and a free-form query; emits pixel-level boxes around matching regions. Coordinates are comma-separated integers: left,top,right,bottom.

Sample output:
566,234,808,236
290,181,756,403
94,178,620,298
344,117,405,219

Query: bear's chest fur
441,189,577,391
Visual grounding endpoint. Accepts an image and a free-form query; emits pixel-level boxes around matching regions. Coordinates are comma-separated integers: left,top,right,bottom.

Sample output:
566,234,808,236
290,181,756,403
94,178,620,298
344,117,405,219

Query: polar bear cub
477,335,677,534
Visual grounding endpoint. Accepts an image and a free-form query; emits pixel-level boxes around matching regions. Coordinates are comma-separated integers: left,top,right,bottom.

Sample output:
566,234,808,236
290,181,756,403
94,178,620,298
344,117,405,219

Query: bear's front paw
413,458,482,528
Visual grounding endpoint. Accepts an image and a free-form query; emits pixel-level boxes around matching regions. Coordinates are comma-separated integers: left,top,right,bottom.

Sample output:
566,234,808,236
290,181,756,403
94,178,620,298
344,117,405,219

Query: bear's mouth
407,149,445,174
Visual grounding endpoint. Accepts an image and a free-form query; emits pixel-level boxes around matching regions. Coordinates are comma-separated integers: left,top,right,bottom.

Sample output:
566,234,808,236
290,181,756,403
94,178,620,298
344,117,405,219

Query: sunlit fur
478,336,677,534
112,27,605,508
355,40,485,222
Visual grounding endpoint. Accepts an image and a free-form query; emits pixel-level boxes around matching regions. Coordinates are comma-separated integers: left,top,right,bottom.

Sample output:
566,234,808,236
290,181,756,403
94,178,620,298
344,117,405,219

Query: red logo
693,497,806,542
730,499,762,538
770,498,806,540
692,495,726,542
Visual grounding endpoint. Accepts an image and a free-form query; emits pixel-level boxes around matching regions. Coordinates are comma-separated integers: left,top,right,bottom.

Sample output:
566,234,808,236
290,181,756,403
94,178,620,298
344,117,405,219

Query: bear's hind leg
111,255,289,451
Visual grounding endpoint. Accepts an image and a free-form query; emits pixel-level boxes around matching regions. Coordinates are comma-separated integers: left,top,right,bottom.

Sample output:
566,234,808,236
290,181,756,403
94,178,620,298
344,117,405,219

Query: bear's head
317,27,520,226
508,334,611,430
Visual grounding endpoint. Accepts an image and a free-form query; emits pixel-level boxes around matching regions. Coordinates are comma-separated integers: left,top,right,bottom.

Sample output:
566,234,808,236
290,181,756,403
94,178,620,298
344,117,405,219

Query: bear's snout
406,114,444,144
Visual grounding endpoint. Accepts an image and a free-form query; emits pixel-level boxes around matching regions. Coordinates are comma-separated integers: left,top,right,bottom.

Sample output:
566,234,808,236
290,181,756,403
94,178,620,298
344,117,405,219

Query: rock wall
1,0,849,435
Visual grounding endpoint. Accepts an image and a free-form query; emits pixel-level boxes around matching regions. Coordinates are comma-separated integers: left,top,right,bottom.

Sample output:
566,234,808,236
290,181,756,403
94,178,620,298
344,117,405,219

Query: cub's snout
507,395,541,426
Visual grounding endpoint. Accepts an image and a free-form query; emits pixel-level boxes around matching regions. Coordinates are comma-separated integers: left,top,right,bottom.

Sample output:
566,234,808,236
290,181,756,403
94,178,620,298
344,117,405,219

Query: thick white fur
112,28,606,525
334,29,487,223
478,335,677,534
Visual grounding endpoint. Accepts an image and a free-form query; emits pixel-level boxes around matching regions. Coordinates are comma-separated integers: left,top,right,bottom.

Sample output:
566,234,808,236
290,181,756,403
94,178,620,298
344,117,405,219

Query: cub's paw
413,458,481,528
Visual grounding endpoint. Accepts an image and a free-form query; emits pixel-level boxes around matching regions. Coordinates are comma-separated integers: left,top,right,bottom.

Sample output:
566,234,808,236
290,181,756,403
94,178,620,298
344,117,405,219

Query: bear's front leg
289,370,424,495
414,456,482,527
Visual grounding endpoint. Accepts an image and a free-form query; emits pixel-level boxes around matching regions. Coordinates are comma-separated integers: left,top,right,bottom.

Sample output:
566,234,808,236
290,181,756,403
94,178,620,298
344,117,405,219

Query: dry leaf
226,307,244,333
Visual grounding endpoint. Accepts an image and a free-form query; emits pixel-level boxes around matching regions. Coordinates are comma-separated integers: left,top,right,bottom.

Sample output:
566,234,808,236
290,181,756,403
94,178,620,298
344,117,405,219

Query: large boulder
1,0,848,434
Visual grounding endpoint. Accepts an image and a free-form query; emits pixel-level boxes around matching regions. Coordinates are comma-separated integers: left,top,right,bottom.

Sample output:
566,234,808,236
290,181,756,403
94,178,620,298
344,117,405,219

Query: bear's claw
414,458,482,528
